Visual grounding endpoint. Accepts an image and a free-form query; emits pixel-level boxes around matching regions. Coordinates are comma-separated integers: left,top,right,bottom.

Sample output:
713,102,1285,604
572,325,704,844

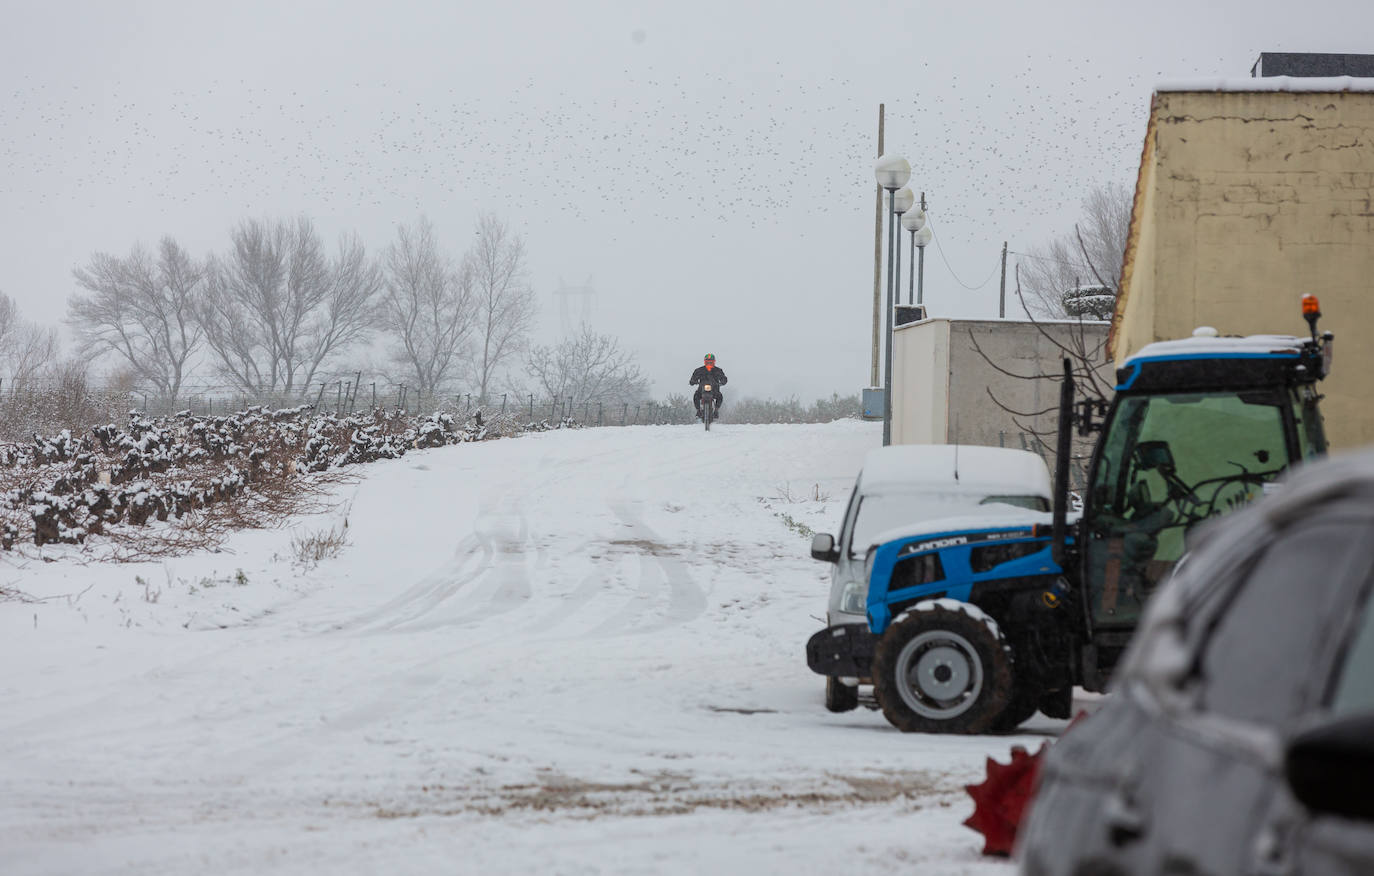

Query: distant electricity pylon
553,276,597,335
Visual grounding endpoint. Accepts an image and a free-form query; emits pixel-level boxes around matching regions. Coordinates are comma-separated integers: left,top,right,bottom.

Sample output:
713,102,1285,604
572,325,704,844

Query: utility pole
999,241,1008,318
870,104,885,388
917,192,928,306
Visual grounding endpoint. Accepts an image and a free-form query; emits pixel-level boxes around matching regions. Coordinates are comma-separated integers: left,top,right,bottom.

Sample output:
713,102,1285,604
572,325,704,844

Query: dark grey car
1018,450,1374,876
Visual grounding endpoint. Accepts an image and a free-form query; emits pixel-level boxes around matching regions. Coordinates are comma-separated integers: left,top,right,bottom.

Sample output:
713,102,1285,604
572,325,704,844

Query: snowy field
0,420,1064,875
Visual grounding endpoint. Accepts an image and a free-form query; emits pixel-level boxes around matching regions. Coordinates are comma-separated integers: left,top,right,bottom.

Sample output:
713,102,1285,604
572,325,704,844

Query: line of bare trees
67,212,539,407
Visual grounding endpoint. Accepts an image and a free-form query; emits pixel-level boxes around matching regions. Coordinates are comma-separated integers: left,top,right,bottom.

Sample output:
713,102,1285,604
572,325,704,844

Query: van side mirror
810,533,839,563
1285,712,1374,821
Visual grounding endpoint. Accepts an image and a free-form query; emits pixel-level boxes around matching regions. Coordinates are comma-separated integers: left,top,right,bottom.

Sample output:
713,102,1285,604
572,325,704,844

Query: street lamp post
874,154,910,447
892,186,914,309
914,224,933,305
901,206,927,306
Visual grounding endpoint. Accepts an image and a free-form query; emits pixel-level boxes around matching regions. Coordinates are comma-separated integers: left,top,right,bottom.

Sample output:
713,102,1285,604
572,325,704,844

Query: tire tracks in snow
582,501,707,637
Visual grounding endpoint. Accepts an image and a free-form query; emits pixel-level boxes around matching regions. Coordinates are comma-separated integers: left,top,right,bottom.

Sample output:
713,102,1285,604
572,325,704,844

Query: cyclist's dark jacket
689,366,728,393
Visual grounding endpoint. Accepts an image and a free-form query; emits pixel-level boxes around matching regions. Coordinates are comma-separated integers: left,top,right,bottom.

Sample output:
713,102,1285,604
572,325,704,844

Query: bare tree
526,323,650,406
7,322,59,391
465,213,536,402
1019,182,1133,318
0,292,59,391
68,237,205,405
0,294,17,350
380,217,476,396
198,217,381,397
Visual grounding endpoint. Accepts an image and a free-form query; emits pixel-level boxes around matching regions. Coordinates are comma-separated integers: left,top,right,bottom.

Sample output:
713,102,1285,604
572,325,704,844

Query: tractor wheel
990,686,1039,733
872,602,1012,734
824,676,859,713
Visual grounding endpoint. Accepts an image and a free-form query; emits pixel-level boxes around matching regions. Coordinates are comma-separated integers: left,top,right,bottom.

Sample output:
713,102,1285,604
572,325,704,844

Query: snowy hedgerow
0,403,517,557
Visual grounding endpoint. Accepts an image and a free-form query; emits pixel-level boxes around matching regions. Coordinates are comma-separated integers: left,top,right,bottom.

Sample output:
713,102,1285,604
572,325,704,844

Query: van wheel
873,602,1012,734
825,676,859,712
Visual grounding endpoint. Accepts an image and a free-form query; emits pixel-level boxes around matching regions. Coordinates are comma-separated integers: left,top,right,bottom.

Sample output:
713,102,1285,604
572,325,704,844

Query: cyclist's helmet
704,353,715,364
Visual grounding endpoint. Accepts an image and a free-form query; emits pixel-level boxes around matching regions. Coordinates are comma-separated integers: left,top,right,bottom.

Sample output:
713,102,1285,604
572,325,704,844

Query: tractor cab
1065,297,1333,686
1080,333,1329,632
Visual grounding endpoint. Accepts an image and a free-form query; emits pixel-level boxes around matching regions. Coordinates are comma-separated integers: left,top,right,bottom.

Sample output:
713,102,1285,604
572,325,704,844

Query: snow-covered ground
0,421,1063,875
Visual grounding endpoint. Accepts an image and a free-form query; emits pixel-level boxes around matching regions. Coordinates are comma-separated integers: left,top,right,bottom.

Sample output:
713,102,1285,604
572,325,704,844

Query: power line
1007,249,1094,271
925,216,999,291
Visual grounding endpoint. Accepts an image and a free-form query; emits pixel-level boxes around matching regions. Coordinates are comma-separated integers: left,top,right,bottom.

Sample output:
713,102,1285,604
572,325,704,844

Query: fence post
551,396,557,419
371,383,376,409
465,394,471,411
502,393,507,414
633,405,640,424
528,394,534,419
598,402,603,426
622,403,627,425
314,383,326,411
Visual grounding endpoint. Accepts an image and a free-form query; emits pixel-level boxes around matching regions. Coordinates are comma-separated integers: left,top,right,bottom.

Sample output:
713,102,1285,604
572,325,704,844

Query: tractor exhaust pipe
1052,358,1074,568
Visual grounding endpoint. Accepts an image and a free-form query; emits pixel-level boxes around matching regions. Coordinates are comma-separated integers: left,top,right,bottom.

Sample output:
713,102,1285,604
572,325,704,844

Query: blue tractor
807,298,1334,733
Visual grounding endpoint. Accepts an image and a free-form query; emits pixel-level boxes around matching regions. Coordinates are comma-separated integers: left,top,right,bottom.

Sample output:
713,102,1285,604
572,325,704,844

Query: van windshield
848,492,1043,557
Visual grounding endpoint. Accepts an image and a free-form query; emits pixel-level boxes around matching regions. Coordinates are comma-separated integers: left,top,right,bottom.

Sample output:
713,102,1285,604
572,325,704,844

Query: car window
1199,520,1370,724
1329,587,1374,718
836,486,859,552
979,495,1050,512
848,492,985,558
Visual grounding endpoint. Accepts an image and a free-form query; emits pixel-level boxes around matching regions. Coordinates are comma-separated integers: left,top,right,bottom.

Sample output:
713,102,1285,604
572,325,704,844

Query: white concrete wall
891,319,950,444
891,317,1112,485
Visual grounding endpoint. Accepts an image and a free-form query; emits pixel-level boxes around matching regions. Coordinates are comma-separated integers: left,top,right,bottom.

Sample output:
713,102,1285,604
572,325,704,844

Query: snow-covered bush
0,404,537,559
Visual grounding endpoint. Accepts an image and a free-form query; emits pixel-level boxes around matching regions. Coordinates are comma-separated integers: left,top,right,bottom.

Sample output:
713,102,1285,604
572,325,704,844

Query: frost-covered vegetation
0,406,542,559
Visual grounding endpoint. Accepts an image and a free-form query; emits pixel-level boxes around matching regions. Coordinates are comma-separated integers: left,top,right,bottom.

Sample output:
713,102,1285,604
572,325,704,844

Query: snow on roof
858,444,1052,498
1126,334,1305,363
894,316,1109,331
1157,76,1374,93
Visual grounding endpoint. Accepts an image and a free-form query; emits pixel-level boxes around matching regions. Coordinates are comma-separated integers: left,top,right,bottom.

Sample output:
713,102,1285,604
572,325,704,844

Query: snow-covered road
1,422,1056,874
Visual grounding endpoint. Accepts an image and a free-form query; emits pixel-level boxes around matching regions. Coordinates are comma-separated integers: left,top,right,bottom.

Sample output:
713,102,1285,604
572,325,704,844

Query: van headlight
840,580,868,615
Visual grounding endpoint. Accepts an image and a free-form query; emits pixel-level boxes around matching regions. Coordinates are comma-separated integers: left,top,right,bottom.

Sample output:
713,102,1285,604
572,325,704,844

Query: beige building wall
1113,88,1374,448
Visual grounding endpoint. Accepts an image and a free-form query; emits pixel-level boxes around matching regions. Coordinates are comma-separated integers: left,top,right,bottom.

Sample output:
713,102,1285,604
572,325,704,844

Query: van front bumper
805,624,877,678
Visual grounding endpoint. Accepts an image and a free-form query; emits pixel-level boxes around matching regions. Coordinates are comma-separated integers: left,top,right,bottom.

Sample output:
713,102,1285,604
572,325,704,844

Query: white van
809,444,1053,711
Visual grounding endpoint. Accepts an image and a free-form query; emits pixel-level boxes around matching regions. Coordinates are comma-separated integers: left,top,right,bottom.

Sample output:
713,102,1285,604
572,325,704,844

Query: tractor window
1086,390,1290,627
1292,385,1326,461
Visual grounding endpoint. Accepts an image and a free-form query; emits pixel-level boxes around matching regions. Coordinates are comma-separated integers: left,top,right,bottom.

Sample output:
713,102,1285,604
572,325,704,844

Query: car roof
857,444,1052,499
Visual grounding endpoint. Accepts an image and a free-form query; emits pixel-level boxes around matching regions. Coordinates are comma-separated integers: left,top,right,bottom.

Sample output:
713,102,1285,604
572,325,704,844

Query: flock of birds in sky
0,51,1227,338
0,58,1198,227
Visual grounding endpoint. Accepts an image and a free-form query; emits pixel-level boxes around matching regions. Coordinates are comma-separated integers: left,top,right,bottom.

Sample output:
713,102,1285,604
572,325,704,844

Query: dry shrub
290,522,349,568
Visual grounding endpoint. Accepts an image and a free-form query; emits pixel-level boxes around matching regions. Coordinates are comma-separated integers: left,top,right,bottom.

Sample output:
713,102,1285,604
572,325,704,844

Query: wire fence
0,378,866,440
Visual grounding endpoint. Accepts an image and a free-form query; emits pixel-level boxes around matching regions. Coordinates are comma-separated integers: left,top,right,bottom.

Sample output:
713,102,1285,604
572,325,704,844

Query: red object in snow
963,742,1049,857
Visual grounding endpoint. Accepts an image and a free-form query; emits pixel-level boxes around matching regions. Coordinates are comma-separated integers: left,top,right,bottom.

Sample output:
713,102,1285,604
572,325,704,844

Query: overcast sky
2,0,1368,401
